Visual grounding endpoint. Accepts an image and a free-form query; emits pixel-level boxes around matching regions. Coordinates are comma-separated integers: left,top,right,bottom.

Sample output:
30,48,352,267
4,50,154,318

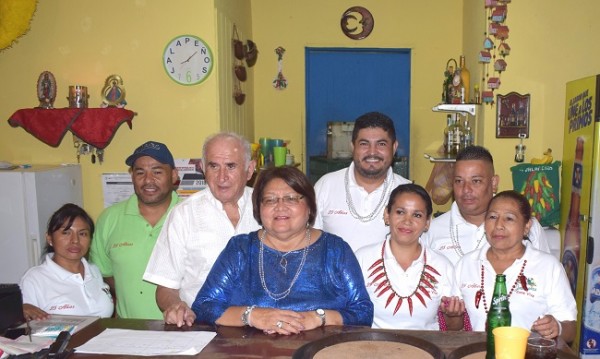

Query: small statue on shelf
101,74,127,108
442,59,457,104
36,71,57,109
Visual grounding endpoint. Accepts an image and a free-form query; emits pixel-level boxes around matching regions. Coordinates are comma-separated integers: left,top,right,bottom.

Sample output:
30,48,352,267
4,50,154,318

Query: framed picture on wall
496,92,530,138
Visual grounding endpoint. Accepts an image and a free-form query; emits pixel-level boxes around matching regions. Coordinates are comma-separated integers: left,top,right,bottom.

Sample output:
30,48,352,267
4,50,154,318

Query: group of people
19,111,577,342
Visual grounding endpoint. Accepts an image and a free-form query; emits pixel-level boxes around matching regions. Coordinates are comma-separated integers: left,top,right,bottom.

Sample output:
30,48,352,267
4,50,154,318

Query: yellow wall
0,0,221,219
2,0,600,219
476,0,600,191
251,0,464,191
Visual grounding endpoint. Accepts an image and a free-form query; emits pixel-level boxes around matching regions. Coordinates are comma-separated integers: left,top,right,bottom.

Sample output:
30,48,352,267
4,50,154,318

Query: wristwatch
241,305,256,326
315,309,326,327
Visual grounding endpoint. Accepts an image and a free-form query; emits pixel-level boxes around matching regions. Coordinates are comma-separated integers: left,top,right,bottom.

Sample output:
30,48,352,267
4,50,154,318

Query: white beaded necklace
258,229,311,301
449,216,486,257
344,167,393,223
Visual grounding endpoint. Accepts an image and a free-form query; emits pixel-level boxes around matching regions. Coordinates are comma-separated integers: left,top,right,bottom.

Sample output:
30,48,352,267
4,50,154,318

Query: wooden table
68,318,577,358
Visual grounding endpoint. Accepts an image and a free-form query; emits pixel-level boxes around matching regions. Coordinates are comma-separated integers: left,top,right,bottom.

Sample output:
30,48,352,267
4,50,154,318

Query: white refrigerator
0,164,83,283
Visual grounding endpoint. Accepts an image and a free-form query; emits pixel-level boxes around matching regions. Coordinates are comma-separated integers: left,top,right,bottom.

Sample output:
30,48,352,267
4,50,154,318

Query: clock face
163,35,213,85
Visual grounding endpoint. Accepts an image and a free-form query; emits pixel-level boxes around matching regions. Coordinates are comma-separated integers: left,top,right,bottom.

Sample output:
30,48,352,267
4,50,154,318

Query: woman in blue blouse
192,166,373,334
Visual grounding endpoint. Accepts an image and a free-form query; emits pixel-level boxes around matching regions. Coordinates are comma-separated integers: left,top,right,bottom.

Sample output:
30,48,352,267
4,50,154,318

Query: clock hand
180,51,198,64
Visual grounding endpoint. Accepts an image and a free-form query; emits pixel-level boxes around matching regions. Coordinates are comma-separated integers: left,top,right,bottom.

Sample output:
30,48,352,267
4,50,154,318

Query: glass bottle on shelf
462,117,473,149
447,114,463,156
443,114,452,154
474,84,481,104
459,55,471,104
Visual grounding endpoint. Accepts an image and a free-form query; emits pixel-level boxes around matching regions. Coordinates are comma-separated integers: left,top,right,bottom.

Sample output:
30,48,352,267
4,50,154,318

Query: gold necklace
367,240,440,316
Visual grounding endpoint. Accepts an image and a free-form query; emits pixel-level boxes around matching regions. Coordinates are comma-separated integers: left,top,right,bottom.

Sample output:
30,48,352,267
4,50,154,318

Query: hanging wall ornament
340,6,374,40
232,25,244,60
233,79,245,105
245,40,259,67
481,0,514,106
273,46,287,90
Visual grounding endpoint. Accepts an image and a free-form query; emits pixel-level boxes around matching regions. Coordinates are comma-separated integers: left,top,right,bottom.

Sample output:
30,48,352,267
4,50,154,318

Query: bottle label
491,295,508,306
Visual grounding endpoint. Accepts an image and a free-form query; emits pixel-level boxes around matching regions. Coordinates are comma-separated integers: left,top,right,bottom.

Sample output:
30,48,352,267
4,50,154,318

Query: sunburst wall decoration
0,0,38,51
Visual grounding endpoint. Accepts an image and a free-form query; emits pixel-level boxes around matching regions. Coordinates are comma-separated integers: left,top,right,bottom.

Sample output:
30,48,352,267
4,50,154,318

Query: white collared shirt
20,254,113,317
143,187,260,306
314,162,410,252
456,245,577,331
355,239,459,329
422,201,550,265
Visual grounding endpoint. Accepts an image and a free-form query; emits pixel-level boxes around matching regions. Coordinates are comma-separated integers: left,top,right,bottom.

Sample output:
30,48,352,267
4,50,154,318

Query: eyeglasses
261,195,305,206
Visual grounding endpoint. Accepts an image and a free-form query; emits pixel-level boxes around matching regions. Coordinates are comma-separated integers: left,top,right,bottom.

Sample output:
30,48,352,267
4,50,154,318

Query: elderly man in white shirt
422,145,549,265
314,112,410,252
143,132,260,327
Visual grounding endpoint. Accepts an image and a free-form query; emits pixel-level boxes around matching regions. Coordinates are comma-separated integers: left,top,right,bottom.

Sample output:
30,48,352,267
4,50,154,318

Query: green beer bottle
486,274,511,359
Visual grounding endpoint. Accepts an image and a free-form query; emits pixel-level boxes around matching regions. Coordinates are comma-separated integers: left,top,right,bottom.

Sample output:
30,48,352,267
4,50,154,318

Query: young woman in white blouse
20,203,113,320
355,183,465,330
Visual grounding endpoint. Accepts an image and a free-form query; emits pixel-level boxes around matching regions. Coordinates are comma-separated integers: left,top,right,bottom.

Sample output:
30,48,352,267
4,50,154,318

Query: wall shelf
431,103,477,116
424,153,456,163
425,103,480,163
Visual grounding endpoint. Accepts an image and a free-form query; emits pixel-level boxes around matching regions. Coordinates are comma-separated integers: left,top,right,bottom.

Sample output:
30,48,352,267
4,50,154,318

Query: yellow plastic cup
493,326,530,359
273,146,287,167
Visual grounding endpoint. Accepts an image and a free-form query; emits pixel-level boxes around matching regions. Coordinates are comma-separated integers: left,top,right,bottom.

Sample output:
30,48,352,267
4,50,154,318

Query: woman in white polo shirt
355,183,466,330
20,203,113,320
456,190,576,342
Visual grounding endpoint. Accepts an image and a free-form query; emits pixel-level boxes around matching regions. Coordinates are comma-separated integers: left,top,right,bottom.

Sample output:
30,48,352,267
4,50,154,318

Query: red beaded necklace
367,240,440,316
475,259,528,313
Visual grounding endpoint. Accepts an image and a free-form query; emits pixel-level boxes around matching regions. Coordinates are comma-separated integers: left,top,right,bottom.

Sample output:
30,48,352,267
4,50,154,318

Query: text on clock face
163,35,213,85
165,40,211,76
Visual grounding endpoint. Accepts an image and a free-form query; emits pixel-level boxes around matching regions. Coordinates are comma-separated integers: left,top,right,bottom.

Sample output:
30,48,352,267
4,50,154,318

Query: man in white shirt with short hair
143,132,260,327
422,145,550,265
314,112,411,252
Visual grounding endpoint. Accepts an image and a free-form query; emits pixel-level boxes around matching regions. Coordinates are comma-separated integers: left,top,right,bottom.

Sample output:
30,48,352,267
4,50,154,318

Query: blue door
305,48,411,179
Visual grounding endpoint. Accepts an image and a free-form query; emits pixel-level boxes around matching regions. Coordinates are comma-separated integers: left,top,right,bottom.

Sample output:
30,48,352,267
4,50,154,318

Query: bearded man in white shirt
143,132,260,327
422,145,550,265
314,112,411,252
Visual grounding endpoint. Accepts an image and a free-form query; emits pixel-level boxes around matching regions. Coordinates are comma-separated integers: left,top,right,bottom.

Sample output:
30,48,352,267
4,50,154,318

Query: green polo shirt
90,192,181,319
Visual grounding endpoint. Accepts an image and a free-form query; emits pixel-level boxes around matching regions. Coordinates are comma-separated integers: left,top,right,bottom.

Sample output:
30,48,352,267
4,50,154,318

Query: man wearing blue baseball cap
91,141,181,319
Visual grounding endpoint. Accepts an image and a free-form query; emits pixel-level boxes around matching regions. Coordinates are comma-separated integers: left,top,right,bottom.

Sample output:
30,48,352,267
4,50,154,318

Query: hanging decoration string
273,46,287,90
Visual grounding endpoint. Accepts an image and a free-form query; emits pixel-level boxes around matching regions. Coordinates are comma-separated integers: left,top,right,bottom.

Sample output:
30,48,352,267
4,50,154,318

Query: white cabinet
0,165,83,283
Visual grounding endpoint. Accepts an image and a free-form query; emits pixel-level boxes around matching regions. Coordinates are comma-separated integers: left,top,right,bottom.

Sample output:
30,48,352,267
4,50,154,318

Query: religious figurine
101,74,127,108
36,71,57,109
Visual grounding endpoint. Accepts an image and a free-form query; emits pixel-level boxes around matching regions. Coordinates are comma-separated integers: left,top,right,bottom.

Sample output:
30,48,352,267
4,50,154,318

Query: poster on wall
101,158,205,207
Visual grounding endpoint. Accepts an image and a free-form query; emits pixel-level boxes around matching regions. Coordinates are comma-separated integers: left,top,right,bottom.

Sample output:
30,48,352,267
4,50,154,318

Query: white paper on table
0,336,54,356
74,329,217,356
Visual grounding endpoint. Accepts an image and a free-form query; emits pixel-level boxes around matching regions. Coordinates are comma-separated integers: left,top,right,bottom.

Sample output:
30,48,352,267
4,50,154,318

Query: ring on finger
276,321,283,329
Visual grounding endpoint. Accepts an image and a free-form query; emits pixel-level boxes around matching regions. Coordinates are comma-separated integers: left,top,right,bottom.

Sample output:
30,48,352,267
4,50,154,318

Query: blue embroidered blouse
192,230,373,326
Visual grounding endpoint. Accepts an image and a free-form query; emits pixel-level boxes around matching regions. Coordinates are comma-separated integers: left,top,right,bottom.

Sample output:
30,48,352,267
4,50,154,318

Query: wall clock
163,34,214,86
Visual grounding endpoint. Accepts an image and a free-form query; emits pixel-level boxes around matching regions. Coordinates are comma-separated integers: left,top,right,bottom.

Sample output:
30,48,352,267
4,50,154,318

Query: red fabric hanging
8,108,135,149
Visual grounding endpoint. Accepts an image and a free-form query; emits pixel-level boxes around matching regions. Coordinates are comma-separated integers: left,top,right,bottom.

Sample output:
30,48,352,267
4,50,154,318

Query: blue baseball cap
125,141,175,167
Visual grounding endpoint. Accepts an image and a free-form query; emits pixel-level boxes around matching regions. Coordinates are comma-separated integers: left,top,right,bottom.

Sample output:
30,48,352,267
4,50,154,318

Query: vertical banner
562,75,599,355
